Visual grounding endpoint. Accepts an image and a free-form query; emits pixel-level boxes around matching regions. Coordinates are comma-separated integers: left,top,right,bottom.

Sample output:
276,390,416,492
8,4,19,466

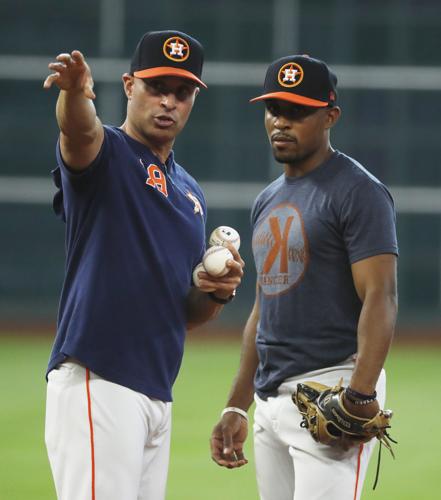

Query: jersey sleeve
51,126,111,221
340,179,398,264
195,198,207,268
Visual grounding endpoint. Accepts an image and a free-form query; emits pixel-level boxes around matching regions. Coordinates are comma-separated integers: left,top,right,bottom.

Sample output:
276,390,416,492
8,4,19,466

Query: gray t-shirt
251,150,398,398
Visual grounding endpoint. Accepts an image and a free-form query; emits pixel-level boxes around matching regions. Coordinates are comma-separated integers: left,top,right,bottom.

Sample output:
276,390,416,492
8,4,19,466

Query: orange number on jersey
145,164,168,197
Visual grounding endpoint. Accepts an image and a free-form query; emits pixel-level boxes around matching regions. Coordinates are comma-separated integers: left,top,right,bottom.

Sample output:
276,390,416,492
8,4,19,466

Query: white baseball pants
253,359,386,500
45,361,172,500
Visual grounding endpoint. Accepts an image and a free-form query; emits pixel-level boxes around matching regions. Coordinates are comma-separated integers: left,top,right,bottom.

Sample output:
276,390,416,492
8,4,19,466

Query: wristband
345,387,377,405
346,386,377,400
208,289,236,304
221,406,249,422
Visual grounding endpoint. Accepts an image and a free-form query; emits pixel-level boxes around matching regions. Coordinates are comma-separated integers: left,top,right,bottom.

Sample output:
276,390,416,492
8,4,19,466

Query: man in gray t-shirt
211,55,398,500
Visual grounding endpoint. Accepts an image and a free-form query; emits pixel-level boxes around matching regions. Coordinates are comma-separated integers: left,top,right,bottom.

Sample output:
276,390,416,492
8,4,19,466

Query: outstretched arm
210,282,260,468
43,50,104,170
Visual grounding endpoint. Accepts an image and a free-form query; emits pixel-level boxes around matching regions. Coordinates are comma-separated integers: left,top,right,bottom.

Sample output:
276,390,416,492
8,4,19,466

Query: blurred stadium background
1,0,441,330
1,1,440,499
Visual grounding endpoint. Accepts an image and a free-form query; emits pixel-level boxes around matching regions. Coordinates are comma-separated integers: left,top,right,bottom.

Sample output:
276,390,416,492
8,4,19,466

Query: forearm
350,290,398,393
225,306,259,411
185,287,224,330
56,89,99,143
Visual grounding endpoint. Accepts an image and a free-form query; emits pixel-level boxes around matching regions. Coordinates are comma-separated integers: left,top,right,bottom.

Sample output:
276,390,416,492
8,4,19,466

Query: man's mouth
271,133,297,142
271,133,296,146
154,115,176,128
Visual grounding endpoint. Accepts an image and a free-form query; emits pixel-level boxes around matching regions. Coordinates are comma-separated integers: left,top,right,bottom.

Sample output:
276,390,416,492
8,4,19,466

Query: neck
284,141,334,178
120,121,173,164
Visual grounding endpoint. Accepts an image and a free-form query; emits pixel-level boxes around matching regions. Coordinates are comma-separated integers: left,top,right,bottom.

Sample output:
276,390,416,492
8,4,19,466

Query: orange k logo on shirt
262,216,294,274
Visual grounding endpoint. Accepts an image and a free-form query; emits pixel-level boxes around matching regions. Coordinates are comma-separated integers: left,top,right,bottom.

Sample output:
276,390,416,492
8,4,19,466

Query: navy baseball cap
130,30,207,88
250,55,337,107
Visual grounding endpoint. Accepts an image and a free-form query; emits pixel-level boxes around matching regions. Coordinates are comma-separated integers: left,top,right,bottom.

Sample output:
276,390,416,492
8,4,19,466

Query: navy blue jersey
251,151,398,398
48,126,207,401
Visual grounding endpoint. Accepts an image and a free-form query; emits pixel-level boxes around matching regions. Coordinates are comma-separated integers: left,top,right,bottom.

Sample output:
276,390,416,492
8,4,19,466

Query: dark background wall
1,0,440,330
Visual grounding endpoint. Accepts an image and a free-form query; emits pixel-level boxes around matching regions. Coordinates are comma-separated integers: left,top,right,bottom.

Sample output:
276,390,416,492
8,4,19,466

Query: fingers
46,52,76,78
195,243,244,296
43,71,60,89
223,243,244,280
43,56,69,90
210,426,230,465
210,417,249,469
232,448,247,464
197,256,243,291
56,53,74,65
210,430,248,468
53,51,85,66
71,50,86,64
225,258,244,276
227,243,245,269
43,50,95,98
197,271,240,294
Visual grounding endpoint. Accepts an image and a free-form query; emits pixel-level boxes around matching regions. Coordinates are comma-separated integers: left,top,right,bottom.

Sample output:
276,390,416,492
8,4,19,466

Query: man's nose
274,114,290,129
160,93,177,109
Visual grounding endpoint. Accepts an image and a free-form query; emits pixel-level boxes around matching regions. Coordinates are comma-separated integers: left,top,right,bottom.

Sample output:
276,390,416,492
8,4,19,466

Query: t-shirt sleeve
340,180,398,263
250,194,262,230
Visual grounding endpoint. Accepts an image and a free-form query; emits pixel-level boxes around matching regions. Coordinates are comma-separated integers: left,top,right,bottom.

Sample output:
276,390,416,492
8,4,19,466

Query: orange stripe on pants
86,369,96,500
353,443,364,500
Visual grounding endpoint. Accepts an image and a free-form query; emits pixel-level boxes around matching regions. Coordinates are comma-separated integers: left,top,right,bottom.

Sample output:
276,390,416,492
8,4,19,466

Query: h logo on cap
278,63,304,88
163,36,190,62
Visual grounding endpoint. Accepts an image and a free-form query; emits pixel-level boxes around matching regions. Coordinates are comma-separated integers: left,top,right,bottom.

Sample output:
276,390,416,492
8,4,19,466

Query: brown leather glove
292,379,395,453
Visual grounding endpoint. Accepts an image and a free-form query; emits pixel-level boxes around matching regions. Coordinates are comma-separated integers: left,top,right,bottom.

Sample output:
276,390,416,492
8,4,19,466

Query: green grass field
0,335,440,499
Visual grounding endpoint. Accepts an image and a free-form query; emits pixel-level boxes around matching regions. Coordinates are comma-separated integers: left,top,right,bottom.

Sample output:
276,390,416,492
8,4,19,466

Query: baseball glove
292,379,395,452
292,379,396,489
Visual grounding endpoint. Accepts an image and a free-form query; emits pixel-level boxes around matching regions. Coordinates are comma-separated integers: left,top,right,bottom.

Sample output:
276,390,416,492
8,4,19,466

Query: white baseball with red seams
203,245,233,277
209,226,241,251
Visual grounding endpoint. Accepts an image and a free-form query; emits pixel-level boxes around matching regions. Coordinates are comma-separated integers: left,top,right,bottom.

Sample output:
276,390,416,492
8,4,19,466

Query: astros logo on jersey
253,203,309,296
278,62,304,88
163,36,190,62
186,191,204,216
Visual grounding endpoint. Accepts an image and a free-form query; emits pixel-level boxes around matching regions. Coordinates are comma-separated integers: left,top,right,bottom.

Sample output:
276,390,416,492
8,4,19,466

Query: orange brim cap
134,66,207,88
249,91,328,107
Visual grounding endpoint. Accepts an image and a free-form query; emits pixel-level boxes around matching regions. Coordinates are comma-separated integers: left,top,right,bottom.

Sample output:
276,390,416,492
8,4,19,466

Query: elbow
363,287,398,318
385,285,399,317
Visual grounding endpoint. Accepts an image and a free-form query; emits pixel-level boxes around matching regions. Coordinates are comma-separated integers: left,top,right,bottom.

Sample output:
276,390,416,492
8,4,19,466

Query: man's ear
325,106,341,130
122,73,135,100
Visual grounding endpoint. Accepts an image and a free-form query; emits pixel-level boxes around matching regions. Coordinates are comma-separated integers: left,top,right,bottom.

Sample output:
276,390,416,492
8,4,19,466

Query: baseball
209,226,240,251
192,262,216,292
202,245,234,277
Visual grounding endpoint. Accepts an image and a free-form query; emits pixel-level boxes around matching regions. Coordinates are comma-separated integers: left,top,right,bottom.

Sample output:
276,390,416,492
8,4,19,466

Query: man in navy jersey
210,55,398,500
43,30,243,500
